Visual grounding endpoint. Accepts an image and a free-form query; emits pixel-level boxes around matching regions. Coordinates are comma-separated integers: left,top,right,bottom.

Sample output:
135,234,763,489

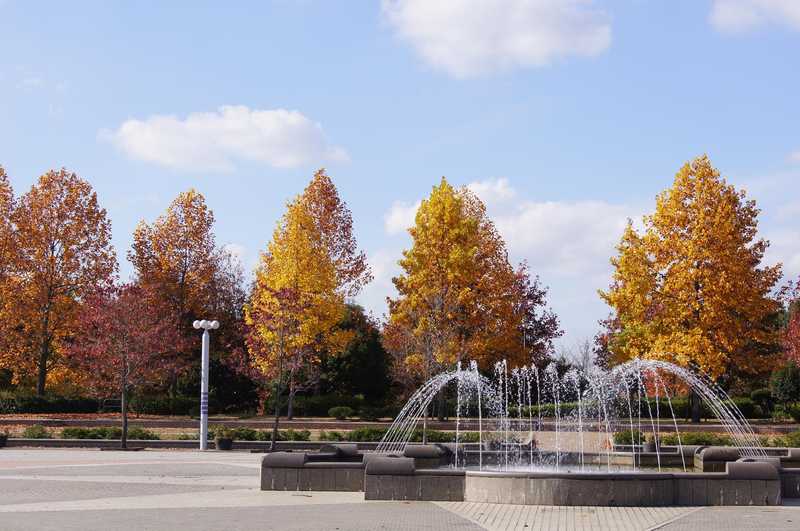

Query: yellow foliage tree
246,172,366,430
386,178,526,383
600,155,782,381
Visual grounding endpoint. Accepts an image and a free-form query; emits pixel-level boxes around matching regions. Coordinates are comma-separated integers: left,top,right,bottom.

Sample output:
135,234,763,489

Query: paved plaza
0,449,798,530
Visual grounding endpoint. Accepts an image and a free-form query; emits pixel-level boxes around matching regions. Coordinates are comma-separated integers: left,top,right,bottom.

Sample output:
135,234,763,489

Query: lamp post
193,319,219,450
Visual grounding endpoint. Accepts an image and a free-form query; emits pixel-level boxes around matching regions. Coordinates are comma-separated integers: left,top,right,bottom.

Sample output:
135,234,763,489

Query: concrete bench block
781,470,800,498
263,452,308,468
726,461,778,480
365,456,415,476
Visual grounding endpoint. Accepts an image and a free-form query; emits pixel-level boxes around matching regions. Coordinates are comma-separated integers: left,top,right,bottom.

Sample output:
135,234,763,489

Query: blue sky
2,1,799,353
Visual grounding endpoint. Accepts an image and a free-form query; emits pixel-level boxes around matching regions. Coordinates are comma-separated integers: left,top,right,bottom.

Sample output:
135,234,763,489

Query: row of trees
3,155,797,442
0,166,563,445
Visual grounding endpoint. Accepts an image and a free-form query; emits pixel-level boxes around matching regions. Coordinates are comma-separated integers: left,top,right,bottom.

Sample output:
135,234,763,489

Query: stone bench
261,451,365,492
402,444,453,468
364,456,465,501
695,446,800,472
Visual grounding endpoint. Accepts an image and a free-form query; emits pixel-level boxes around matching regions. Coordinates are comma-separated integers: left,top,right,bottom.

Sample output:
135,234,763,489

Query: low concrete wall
464,461,780,506
364,457,465,501
364,470,465,501
465,472,675,506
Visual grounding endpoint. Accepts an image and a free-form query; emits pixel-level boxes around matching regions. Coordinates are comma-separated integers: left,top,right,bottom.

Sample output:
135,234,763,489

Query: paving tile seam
435,502,705,531
643,506,706,531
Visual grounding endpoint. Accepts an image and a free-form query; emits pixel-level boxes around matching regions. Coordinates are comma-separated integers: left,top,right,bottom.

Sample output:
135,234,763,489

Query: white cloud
356,249,401,319
102,105,348,172
494,200,636,276
789,150,800,163
467,177,516,204
710,0,800,33
382,0,611,78
384,200,421,235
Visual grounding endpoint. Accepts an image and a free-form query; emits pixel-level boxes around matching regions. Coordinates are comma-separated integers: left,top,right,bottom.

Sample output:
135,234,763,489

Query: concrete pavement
0,449,799,530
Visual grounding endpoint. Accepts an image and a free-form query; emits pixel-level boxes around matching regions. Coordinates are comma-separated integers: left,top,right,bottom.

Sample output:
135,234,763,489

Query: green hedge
286,394,365,417
659,432,733,446
613,430,646,445
613,430,734,446
0,394,99,414
210,426,311,442
773,430,800,448
510,397,767,420
21,424,52,438
318,427,479,443
60,426,160,440
129,396,200,416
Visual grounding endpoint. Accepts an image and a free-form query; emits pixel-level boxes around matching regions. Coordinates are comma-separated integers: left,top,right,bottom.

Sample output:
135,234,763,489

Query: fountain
376,357,766,471
261,357,797,506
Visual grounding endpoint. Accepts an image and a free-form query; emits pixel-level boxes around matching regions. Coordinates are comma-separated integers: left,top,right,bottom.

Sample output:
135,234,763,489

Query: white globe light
211,321,220,330
193,320,201,329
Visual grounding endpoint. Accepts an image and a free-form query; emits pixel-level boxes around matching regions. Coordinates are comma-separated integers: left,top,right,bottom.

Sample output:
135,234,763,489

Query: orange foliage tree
0,167,19,380
128,189,243,390
8,169,117,395
600,155,783,384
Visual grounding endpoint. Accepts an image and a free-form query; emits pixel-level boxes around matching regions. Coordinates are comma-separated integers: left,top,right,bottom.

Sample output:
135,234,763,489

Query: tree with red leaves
785,278,800,363
70,284,180,448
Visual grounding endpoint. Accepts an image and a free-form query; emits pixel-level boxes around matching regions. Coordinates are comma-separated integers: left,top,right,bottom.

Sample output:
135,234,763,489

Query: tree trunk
121,387,129,450
36,339,49,396
287,377,295,420
437,388,446,422
270,380,282,452
691,389,701,424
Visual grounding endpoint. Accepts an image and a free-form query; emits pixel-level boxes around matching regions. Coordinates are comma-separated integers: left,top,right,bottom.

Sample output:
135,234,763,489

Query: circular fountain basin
464,469,677,505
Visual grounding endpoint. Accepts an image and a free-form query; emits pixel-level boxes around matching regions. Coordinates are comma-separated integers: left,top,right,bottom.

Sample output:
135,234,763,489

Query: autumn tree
513,262,563,368
246,287,308,447
302,169,372,297
600,156,782,416
386,178,560,388
9,169,117,395
0,167,19,383
129,189,245,395
70,284,180,448
246,171,368,429
783,278,800,363
129,189,218,328
0,167,14,279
